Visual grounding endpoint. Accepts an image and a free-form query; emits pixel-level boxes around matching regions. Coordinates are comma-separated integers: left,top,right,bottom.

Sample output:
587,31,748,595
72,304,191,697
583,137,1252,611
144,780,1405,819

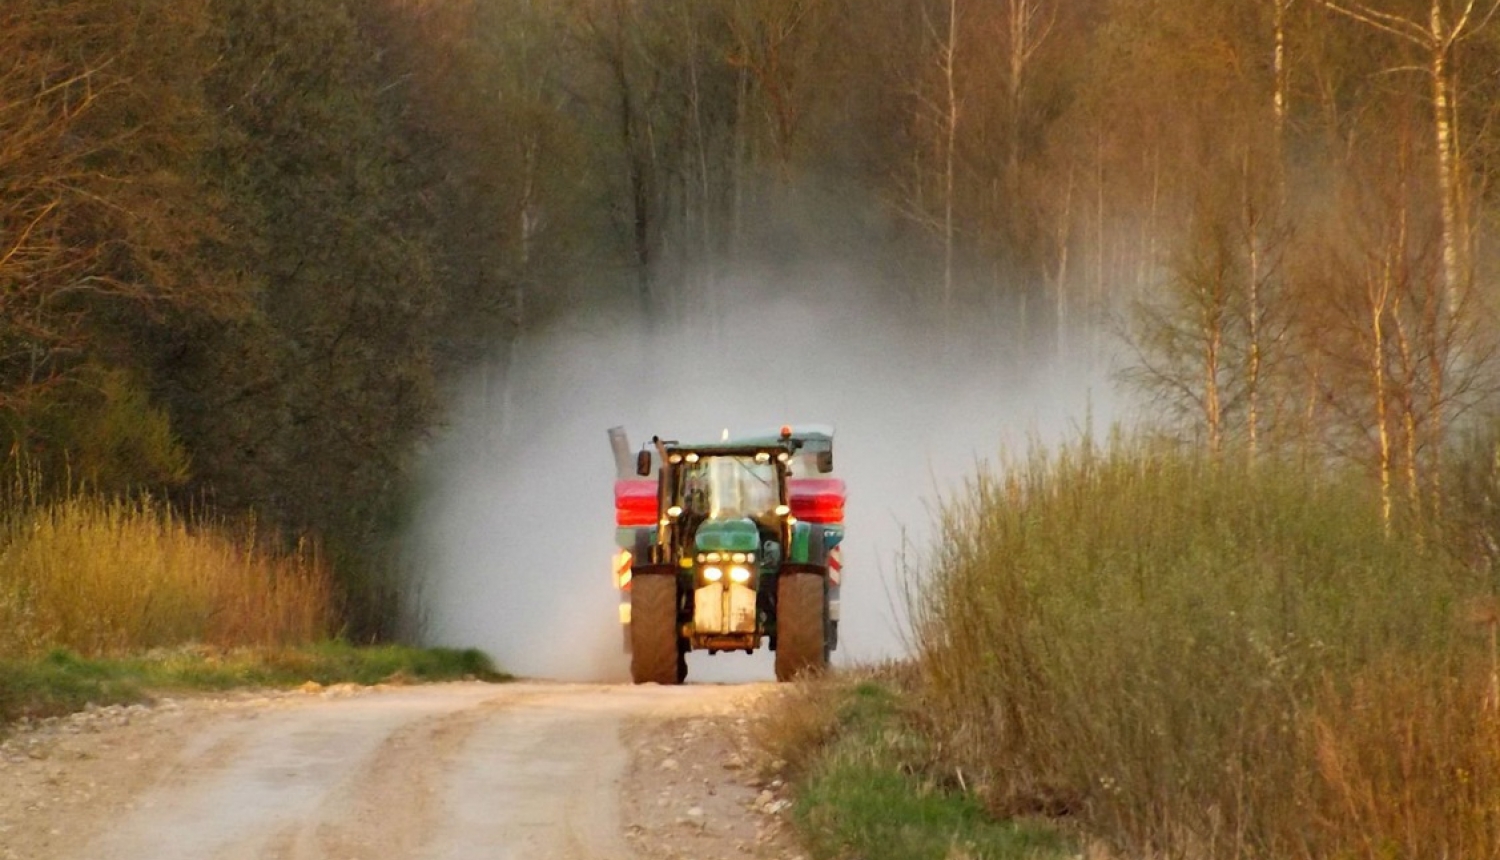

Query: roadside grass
117,641,506,688
0,649,147,725
0,492,334,657
907,434,1497,858
0,486,507,732
758,669,1072,860
0,644,507,726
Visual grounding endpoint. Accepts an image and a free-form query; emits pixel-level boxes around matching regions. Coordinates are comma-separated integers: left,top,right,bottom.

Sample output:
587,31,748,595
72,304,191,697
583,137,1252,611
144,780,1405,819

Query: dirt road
0,682,802,860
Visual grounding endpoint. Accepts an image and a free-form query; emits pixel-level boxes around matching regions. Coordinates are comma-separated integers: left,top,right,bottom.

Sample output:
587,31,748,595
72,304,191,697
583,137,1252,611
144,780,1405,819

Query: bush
0,492,333,658
910,435,1491,858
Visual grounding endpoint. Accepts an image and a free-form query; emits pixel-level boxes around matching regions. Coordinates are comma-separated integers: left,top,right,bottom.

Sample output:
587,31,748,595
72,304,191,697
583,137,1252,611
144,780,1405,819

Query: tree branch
1320,0,1429,44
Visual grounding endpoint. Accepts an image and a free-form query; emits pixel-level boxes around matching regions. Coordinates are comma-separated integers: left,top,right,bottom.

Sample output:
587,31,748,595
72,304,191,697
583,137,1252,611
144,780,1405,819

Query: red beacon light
779,424,793,439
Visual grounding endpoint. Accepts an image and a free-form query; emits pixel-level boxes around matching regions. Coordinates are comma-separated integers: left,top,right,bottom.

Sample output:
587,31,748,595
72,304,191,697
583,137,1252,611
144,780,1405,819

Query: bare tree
1298,165,1425,527
1273,0,1298,188
1123,202,1244,456
1320,0,1500,320
566,0,661,322
999,0,1055,232
1293,110,1497,523
726,0,826,175
898,0,964,325
1237,150,1293,460
0,1,235,409
942,0,960,320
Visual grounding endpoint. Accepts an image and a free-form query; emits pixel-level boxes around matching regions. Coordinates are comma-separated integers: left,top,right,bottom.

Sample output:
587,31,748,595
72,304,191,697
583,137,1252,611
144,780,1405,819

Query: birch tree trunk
1244,159,1263,461
1369,246,1395,530
1320,0,1496,510
1272,0,1293,198
942,0,959,327
1320,0,1495,322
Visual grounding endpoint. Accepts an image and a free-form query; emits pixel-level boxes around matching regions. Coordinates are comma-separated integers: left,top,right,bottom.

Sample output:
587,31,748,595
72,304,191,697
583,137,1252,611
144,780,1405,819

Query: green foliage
2,0,591,643
138,0,450,636
910,434,1494,857
113,642,507,689
0,367,191,497
0,644,507,728
0,649,148,726
765,673,1070,860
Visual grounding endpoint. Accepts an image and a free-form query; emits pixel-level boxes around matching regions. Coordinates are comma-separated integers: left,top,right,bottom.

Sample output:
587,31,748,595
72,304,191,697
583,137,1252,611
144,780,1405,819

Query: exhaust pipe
607,426,634,479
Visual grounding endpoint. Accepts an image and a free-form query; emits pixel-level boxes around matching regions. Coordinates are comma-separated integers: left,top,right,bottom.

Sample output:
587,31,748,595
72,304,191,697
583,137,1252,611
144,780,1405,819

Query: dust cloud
411,265,1116,681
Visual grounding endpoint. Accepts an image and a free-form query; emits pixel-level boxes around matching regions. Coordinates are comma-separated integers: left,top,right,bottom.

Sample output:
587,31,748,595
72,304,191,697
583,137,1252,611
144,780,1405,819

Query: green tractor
611,426,845,684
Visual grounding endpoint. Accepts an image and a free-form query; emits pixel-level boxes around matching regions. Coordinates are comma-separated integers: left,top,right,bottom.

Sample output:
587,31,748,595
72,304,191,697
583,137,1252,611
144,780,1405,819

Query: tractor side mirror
636,450,652,477
816,450,834,474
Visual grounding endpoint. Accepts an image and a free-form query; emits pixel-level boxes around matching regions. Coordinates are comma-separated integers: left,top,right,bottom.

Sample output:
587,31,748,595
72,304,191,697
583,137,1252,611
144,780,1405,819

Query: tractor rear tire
631,575,681,685
775,572,827,682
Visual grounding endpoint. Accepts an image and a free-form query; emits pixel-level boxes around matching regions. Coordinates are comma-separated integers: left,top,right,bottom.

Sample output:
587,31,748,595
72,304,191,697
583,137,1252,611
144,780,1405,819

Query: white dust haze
411,265,1117,681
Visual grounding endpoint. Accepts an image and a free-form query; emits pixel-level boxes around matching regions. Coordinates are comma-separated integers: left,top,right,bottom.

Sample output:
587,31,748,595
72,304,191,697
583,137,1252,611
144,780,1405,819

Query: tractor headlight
703,566,724,582
729,565,752,584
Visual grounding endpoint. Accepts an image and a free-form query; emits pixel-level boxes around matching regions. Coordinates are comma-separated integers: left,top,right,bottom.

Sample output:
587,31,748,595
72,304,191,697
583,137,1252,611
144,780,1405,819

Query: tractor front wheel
630,574,681,685
775,572,827,682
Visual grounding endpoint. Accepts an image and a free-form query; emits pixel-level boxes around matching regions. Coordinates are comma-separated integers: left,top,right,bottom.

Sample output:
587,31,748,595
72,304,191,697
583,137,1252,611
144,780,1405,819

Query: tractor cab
679,454,780,532
654,445,793,561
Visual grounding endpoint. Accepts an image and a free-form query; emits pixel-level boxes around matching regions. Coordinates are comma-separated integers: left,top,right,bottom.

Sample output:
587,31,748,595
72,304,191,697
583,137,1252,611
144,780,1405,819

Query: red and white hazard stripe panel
828,545,842,585
614,549,633,589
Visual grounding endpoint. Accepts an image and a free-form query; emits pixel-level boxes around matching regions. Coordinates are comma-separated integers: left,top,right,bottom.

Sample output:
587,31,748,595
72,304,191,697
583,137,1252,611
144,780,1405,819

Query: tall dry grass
909,435,1494,858
1299,654,1500,859
0,493,333,658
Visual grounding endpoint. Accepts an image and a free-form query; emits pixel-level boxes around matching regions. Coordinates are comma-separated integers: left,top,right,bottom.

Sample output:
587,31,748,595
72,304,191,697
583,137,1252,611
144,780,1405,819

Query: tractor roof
665,424,833,453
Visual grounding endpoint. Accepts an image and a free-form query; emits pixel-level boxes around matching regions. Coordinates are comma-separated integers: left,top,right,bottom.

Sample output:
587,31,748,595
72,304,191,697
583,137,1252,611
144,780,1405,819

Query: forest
7,0,1500,633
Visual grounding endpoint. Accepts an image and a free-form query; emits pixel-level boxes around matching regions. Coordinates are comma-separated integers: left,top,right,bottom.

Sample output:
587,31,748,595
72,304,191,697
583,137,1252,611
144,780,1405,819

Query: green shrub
910,435,1490,857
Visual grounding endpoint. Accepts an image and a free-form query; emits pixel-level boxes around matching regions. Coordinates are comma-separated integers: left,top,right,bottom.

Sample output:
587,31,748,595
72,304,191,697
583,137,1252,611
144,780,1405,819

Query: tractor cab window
681,456,778,521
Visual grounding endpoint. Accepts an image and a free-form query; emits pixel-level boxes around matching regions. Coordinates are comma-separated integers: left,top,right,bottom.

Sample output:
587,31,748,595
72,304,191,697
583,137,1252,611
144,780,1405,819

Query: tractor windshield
681,456,778,521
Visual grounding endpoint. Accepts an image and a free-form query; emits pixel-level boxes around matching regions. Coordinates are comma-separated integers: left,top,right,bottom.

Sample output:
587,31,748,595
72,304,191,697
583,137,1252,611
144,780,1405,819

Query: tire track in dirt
79,684,508,860
0,681,801,860
247,688,548,860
